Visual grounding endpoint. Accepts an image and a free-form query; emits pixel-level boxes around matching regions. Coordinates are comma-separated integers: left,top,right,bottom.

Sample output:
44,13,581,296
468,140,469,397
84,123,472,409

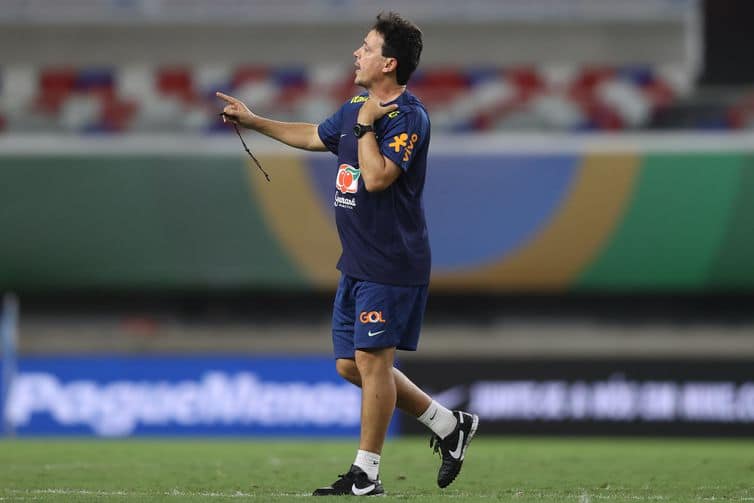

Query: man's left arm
356,100,402,192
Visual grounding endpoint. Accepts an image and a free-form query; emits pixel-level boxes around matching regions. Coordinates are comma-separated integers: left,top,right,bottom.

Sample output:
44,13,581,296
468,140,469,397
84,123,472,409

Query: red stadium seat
157,67,195,103
36,67,77,114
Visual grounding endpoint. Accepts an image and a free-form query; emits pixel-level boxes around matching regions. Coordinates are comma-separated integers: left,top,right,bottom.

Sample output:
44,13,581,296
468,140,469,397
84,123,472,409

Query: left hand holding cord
357,98,399,124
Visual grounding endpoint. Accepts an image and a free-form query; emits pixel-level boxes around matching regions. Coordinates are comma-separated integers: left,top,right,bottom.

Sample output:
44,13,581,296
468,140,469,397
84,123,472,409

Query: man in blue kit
217,11,477,496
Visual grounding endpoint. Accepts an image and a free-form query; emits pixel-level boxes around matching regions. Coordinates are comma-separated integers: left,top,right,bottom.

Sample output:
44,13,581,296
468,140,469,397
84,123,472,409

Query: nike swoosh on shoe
448,431,464,459
352,483,376,496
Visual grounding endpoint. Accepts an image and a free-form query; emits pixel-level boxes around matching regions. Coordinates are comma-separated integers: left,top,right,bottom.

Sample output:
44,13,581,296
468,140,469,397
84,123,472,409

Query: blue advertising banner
1,356,386,437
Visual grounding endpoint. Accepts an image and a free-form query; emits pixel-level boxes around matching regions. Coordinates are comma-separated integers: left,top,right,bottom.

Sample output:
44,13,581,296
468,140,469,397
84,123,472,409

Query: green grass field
1,437,752,502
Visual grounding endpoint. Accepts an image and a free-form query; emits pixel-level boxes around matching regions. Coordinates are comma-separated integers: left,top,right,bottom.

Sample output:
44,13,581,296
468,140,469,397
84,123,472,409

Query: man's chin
354,76,367,88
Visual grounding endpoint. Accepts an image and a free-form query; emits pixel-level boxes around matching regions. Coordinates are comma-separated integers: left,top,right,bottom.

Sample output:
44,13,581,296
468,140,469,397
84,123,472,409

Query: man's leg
353,347,397,454
314,276,387,496
313,349,395,496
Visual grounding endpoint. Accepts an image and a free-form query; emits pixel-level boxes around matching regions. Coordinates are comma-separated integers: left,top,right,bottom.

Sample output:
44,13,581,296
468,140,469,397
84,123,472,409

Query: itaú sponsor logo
6,372,361,436
334,195,356,209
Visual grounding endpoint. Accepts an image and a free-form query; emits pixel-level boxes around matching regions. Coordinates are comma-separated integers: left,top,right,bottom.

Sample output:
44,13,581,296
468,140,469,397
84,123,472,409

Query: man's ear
383,57,398,74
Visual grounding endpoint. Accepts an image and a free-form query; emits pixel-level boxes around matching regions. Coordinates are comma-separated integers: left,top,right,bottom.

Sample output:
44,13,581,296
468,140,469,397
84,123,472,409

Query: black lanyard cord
220,113,271,182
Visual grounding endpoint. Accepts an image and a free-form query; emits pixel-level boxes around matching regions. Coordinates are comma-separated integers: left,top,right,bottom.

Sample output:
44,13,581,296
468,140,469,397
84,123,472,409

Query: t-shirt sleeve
317,105,344,155
379,108,429,171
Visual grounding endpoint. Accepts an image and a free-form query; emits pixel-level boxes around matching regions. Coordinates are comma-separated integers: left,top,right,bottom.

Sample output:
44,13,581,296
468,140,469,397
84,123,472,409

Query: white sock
417,400,457,439
353,449,380,481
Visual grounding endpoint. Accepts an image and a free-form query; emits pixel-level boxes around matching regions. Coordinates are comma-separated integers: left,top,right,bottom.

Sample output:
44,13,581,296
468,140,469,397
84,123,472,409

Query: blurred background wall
1,0,754,437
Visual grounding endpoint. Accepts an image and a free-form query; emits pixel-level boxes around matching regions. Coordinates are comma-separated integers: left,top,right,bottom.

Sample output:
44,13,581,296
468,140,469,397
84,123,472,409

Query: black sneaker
312,464,385,496
430,410,479,488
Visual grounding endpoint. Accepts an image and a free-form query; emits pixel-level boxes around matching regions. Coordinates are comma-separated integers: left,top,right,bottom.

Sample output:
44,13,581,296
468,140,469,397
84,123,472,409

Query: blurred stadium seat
0,63,718,133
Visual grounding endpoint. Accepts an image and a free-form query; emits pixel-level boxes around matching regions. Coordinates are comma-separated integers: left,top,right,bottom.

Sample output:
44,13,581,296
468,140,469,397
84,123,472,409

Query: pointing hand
216,92,255,128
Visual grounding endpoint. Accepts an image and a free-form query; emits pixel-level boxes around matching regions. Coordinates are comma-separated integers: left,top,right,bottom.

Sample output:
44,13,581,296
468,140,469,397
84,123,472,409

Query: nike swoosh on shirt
367,330,385,337
352,483,376,496
448,431,465,460
340,133,348,137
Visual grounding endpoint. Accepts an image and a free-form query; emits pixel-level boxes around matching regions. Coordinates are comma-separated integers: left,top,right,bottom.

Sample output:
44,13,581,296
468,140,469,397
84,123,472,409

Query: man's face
353,29,391,88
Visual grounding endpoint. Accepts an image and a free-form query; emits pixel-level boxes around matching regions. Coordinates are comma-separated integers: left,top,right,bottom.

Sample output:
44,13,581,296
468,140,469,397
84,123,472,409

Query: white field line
2,488,311,499
3,488,754,501
6,463,163,471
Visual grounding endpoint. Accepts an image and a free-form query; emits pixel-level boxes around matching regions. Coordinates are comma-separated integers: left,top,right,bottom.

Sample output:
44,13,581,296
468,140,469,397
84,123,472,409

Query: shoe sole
313,487,386,497
313,491,385,497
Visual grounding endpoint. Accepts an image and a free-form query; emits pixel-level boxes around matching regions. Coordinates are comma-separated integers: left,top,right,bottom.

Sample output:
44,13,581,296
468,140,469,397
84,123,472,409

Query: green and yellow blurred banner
2,140,753,293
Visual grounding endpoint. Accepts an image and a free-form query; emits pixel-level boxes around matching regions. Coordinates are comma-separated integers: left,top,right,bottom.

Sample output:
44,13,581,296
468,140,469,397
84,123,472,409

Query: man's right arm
216,92,327,152
249,116,327,152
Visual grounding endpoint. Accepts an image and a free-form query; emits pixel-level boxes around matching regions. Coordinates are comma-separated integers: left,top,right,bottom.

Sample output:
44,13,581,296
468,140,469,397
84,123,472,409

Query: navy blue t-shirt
317,90,431,286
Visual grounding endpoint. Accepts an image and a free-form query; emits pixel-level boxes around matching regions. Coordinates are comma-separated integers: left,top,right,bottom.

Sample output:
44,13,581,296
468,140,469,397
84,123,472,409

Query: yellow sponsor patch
389,133,408,153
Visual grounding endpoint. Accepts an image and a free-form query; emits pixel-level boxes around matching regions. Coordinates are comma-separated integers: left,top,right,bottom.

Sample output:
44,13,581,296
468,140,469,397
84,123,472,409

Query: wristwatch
353,123,374,138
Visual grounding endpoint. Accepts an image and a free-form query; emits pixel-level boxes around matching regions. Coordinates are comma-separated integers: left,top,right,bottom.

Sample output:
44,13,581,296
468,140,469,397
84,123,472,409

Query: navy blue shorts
331,274,428,359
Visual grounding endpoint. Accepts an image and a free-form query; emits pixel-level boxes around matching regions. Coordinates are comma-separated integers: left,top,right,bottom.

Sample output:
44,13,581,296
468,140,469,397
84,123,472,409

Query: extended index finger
215,91,240,104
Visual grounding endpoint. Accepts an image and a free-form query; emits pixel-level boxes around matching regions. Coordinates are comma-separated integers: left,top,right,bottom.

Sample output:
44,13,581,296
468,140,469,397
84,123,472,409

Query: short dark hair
372,11,423,86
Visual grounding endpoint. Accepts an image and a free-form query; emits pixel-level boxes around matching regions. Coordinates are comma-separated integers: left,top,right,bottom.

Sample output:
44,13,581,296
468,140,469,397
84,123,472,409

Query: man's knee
336,358,361,385
355,347,395,377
